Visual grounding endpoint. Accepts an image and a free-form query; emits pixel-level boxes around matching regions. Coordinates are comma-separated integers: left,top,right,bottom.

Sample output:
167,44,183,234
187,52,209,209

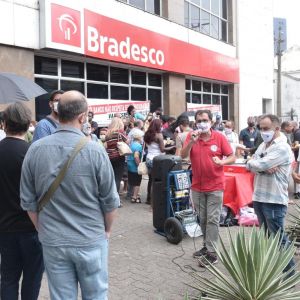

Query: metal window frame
185,0,229,42
34,54,163,107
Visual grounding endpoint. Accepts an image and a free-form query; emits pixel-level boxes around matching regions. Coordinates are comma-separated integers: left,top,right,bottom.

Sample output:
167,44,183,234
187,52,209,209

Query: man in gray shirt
21,90,119,300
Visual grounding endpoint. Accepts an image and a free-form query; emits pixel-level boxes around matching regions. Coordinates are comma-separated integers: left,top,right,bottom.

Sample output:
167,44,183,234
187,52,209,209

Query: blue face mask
261,130,275,143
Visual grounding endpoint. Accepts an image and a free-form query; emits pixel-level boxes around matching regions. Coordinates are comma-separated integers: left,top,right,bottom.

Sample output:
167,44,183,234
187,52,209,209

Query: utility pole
275,24,284,117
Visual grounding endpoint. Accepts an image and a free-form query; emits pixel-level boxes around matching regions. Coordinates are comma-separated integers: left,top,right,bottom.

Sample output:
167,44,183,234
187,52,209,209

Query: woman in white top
224,120,244,156
144,119,174,205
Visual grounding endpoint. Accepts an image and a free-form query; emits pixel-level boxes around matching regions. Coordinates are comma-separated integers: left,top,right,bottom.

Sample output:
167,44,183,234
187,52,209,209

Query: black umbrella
0,72,47,104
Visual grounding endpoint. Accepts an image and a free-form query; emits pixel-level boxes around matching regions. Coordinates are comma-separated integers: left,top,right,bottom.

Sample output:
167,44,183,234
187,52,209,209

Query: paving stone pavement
38,177,300,299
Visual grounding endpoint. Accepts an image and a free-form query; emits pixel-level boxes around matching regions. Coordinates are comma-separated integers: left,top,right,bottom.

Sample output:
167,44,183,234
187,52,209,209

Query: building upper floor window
119,0,160,15
184,0,228,42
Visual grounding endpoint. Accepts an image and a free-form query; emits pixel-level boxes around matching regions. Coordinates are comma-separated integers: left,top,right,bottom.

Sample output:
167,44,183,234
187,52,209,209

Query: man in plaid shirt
246,114,295,274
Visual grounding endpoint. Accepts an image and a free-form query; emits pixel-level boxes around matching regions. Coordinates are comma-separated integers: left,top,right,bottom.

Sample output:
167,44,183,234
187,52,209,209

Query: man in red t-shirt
181,110,235,267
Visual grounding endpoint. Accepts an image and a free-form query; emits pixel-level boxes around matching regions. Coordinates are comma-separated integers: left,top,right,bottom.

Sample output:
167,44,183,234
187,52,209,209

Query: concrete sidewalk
38,176,300,299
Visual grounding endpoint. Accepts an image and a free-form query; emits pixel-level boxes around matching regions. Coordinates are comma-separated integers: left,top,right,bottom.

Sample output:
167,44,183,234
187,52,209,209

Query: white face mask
196,122,211,133
100,134,106,142
29,125,35,133
224,128,232,135
82,123,91,136
261,130,275,143
53,102,59,113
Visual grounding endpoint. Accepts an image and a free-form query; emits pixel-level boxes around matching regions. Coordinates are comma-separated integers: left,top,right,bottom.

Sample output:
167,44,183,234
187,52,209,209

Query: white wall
0,0,39,49
274,72,300,119
237,0,274,130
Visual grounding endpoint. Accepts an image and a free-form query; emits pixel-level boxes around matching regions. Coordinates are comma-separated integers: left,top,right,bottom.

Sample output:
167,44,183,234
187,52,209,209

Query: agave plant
187,227,300,300
286,202,300,247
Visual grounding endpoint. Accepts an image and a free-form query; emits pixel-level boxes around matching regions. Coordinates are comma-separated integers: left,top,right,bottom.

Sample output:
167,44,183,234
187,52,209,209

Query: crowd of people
0,89,299,299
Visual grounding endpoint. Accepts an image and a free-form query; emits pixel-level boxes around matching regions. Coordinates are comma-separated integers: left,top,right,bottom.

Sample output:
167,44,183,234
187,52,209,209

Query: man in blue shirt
32,90,64,142
239,116,259,154
21,90,119,299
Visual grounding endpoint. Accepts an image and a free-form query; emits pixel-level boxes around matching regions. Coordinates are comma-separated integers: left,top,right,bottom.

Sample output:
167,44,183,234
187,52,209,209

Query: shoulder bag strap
45,116,58,129
38,137,89,212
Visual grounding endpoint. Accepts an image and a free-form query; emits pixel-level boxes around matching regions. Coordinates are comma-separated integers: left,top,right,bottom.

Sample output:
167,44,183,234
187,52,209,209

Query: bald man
20,91,119,299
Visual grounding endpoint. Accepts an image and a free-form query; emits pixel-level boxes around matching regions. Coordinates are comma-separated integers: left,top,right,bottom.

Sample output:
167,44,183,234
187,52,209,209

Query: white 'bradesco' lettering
87,26,165,66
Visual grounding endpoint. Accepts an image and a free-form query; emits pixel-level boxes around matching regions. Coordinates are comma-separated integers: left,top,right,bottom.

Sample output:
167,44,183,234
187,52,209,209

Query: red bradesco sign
46,2,239,83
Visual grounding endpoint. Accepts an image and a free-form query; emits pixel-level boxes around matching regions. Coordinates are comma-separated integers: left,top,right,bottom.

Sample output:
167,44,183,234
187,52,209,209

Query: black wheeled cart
152,155,200,244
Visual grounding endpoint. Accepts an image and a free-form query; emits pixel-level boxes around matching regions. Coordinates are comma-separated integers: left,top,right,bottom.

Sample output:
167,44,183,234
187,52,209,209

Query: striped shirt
106,131,127,160
246,134,293,206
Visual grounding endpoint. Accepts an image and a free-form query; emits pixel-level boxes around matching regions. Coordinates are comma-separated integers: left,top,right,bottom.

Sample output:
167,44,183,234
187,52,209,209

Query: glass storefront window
192,80,202,91
35,56,163,118
148,73,162,87
131,70,146,85
35,56,58,76
148,89,162,112
87,83,108,99
61,60,84,78
192,93,201,104
87,63,108,82
35,78,58,120
203,82,211,93
131,87,146,100
110,67,129,84
185,79,191,90
111,85,129,100
61,80,85,94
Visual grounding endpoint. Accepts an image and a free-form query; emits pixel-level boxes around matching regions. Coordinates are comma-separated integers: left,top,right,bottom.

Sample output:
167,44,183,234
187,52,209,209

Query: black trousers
110,156,125,193
0,232,44,300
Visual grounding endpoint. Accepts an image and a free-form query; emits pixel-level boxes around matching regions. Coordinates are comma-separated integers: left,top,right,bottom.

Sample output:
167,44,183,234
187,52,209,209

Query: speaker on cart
152,155,182,231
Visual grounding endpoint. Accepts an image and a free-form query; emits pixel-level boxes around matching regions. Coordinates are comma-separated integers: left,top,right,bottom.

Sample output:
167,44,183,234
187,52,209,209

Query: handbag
38,137,89,212
117,133,132,156
138,142,148,175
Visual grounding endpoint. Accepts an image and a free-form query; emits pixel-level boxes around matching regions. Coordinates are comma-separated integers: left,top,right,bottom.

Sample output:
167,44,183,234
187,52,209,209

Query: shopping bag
138,161,148,175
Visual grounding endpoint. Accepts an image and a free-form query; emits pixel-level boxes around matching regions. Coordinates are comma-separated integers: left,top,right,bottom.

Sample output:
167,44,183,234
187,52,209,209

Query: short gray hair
58,92,88,122
3,102,31,134
260,114,280,127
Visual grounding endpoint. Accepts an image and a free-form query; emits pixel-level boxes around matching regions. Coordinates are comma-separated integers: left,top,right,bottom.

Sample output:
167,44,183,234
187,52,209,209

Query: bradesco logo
51,3,81,48
87,26,165,66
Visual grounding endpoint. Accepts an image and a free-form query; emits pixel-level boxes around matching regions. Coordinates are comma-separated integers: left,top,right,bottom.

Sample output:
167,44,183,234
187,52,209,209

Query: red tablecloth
223,166,254,215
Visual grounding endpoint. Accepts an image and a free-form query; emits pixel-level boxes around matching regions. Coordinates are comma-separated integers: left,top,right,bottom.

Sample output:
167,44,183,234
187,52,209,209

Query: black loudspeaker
152,155,182,231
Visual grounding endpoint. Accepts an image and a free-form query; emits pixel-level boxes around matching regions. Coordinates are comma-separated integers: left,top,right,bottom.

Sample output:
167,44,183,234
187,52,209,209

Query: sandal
131,198,137,203
136,197,141,203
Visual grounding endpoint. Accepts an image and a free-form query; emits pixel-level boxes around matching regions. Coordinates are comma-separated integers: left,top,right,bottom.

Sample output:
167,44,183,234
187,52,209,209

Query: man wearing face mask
82,122,99,142
20,91,119,299
239,116,258,154
181,110,235,267
246,114,295,274
32,90,64,143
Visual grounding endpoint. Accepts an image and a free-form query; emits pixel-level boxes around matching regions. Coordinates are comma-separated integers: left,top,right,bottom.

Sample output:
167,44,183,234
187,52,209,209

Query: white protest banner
87,99,150,127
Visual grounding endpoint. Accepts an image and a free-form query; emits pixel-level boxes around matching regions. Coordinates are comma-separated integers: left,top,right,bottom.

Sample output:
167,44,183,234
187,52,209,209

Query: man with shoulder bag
20,91,119,300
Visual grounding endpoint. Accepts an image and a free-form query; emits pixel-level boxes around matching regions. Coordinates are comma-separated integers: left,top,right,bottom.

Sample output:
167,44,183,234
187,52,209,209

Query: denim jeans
42,239,109,300
192,190,223,253
0,232,44,300
253,201,296,273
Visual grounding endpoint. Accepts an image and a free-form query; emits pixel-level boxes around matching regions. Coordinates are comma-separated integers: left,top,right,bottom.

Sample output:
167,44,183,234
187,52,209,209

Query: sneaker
198,252,218,268
193,246,208,258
